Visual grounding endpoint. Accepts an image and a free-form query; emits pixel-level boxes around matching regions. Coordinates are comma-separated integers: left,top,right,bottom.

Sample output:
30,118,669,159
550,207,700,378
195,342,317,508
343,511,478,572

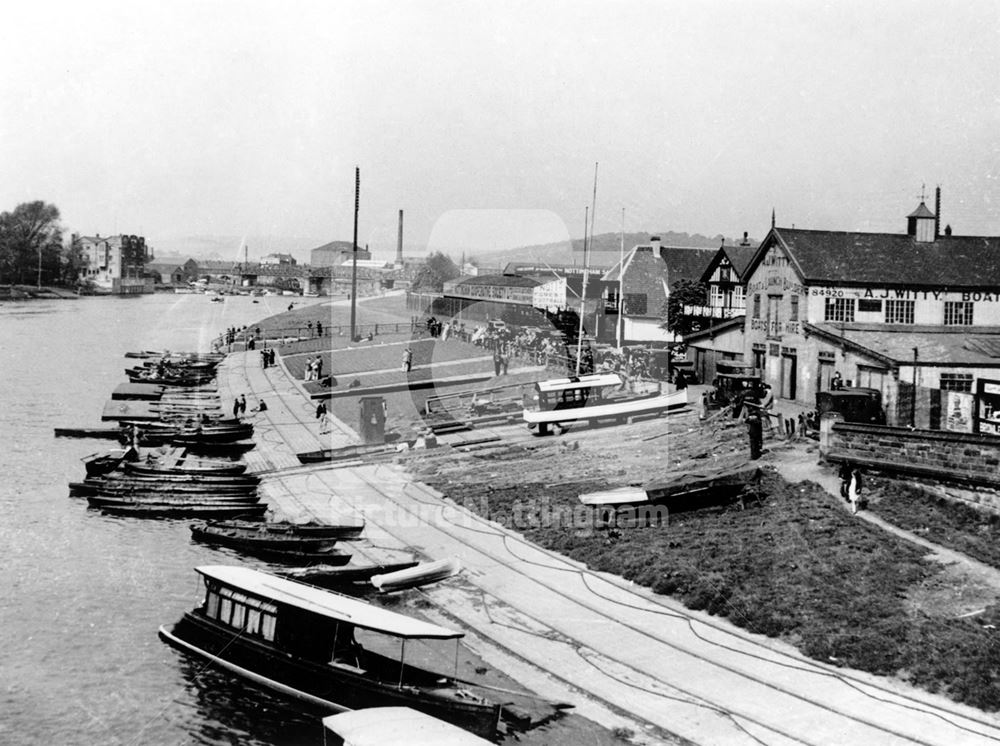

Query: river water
0,293,325,746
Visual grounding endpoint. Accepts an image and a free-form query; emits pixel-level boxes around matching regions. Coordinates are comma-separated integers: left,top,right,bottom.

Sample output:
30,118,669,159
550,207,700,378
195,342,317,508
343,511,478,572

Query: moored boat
159,566,500,738
190,521,346,552
124,459,248,477
91,499,266,518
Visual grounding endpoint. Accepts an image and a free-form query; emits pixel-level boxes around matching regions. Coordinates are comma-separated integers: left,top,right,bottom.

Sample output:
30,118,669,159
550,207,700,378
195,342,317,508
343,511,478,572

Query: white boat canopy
534,373,622,394
196,566,462,640
322,707,493,745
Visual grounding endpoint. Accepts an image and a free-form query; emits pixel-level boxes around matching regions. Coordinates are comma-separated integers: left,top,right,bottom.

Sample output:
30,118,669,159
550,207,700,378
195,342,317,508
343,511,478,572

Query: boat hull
523,389,687,432
95,501,266,518
159,615,500,739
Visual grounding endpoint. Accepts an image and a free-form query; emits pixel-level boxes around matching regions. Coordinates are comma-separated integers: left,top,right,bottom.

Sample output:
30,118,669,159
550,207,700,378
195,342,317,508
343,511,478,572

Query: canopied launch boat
159,566,500,739
522,373,687,435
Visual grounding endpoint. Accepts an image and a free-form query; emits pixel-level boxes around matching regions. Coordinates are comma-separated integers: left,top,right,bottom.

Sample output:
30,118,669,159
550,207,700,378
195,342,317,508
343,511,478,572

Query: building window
858,298,882,313
940,372,973,392
752,294,761,319
710,285,724,307
944,301,974,326
624,293,647,315
824,298,855,323
885,300,915,324
733,286,745,309
790,295,799,321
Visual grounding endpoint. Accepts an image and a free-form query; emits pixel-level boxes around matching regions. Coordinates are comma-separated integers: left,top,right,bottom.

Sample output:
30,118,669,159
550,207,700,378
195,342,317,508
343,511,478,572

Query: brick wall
827,422,1000,510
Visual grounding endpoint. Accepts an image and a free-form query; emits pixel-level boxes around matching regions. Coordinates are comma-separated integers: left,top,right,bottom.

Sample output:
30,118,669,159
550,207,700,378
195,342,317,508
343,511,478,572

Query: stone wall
826,421,1000,511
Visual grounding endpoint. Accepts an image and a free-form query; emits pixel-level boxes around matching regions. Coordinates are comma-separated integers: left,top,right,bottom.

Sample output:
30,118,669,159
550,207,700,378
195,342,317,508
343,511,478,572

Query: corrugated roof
196,566,462,639
755,228,1000,287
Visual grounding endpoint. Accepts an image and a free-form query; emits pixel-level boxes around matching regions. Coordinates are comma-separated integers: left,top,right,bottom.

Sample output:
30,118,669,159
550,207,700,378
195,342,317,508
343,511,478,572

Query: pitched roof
659,246,718,284
146,261,185,273
749,227,1000,288
722,245,758,277
806,322,1000,366
602,244,716,284
454,274,541,288
907,201,936,219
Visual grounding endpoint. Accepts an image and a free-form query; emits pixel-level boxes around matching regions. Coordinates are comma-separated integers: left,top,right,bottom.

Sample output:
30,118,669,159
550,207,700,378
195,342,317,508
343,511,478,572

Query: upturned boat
158,566,500,738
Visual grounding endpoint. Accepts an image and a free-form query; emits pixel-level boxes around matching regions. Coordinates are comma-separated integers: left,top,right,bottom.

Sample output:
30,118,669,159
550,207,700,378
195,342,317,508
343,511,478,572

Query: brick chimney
650,235,661,253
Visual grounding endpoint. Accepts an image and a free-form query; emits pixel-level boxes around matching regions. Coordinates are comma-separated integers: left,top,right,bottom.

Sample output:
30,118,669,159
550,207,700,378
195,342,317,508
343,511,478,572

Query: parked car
816,387,886,424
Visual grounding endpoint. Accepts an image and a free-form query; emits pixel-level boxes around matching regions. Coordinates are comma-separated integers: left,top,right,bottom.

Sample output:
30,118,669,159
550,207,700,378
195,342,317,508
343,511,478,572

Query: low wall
826,422,1000,512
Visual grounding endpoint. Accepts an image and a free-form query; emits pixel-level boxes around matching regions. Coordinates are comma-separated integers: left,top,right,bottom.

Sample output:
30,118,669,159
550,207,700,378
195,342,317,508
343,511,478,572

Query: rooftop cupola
907,199,936,242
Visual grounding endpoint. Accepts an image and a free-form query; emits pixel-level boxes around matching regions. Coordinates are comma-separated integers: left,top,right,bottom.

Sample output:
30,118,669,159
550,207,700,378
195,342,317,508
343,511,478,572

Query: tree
661,279,710,338
60,233,89,286
411,251,459,292
0,201,63,285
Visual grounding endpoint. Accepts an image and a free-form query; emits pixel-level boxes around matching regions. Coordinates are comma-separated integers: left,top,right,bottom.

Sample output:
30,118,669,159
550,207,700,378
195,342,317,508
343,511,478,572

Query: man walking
402,347,413,373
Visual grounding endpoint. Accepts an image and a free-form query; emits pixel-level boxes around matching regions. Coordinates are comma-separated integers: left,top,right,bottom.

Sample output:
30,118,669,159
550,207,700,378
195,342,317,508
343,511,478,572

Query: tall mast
349,166,360,340
617,206,625,349
575,162,598,375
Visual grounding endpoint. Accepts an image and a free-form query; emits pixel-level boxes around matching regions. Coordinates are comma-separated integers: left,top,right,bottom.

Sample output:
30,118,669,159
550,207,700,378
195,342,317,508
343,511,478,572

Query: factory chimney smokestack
396,210,404,266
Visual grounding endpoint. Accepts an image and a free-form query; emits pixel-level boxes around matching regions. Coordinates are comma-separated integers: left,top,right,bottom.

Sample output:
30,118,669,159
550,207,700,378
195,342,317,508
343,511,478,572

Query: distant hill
471,231,751,268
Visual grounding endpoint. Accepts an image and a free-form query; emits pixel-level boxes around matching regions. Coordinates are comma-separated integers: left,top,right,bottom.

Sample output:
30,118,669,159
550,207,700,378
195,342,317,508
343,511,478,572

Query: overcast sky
3,1,1000,260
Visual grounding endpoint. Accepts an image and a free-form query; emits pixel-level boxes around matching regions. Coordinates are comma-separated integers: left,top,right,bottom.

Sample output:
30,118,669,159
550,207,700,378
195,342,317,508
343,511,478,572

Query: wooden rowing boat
371,558,461,593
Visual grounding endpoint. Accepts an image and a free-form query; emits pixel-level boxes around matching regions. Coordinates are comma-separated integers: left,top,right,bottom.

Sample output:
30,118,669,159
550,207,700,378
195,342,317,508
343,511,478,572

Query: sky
3,0,1000,262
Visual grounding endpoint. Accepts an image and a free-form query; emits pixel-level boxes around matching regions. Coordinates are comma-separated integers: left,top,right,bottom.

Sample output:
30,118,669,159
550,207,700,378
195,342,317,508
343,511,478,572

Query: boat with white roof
158,565,500,739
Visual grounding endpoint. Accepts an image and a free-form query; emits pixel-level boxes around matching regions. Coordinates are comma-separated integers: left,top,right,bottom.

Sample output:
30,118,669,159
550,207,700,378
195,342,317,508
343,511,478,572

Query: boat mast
617,206,625,349
575,206,588,375
575,162,598,376
350,166,360,340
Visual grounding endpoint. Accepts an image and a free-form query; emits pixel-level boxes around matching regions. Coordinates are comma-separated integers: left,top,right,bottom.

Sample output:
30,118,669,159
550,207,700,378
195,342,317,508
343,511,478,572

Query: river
0,293,327,746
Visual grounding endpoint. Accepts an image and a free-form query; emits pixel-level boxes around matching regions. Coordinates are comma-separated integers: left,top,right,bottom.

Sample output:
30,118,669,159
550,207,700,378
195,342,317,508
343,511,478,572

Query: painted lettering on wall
747,276,807,295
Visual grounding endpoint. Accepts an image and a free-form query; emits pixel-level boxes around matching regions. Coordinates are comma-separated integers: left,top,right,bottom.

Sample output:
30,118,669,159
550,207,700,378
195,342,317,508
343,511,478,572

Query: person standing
493,347,502,376
746,411,763,460
316,320,323,337
315,356,323,380
316,400,327,420
402,347,413,373
239,394,247,416
233,396,241,420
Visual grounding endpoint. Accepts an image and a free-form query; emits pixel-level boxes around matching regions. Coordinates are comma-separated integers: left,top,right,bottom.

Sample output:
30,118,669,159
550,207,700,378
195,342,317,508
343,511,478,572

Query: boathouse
741,190,1000,431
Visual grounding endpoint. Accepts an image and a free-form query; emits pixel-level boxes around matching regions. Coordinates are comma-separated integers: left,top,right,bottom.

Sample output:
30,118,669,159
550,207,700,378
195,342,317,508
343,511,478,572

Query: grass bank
424,462,1000,711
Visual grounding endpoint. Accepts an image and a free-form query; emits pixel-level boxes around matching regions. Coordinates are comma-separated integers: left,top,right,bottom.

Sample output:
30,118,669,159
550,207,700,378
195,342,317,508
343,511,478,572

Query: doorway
782,352,797,400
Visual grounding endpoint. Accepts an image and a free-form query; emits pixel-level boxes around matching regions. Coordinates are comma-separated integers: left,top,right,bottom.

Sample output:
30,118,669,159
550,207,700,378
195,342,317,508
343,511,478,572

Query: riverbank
217,295,1000,743
0,284,79,299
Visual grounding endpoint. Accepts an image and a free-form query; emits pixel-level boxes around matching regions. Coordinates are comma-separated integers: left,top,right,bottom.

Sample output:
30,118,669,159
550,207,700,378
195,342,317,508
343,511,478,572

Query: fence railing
213,321,419,350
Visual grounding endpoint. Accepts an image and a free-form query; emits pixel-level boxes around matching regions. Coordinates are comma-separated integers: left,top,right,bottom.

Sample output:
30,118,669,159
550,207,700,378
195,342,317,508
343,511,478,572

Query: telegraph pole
350,167,360,340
